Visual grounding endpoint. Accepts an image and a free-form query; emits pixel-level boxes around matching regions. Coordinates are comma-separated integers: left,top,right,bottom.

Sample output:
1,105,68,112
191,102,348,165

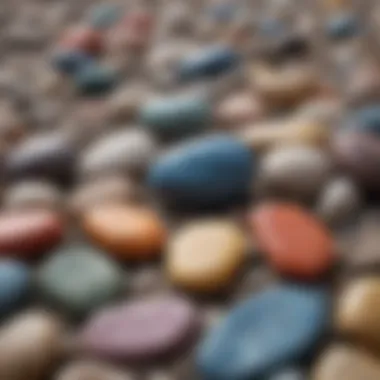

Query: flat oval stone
52,50,94,75
258,146,331,200
69,176,137,216
0,210,63,258
312,345,380,380
55,361,134,380
80,296,200,362
3,180,62,210
167,220,246,293
0,311,64,380
197,285,329,380
59,26,104,55
336,277,380,353
88,5,121,29
351,105,380,134
139,94,211,139
316,177,361,226
0,260,30,315
326,13,359,40
83,204,167,261
36,245,125,315
5,132,76,184
178,45,240,81
79,129,157,178
332,131,380,190
148,135,254,209
250,203,335,279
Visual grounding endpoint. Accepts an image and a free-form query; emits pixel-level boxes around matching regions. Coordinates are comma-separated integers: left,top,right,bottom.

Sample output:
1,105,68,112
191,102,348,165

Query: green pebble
36,245,125,315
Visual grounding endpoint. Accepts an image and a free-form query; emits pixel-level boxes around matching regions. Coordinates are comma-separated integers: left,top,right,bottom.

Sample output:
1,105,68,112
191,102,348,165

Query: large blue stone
148,135,254,209
0,260,30,315
52,50,94,75
326,13,359,40
178,46,240,81
197,285,329,380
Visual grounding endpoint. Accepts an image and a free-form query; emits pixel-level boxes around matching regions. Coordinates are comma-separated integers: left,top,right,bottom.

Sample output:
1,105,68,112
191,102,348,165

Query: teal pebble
36,246,125,315
197,285,329,380
88,4,121,29
140,95,211,139
351,105,380,134
75,63,118,96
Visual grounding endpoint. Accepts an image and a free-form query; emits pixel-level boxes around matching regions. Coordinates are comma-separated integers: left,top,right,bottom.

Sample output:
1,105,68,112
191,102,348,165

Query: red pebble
60,26,104,55
250,203,335,280
0,210,64,258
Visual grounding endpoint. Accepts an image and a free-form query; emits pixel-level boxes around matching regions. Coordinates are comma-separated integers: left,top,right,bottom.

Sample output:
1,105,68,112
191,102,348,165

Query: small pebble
0,260,30,316
326,13,360,40
88,4,121,30
80,296,200,362
351,104,380,135
59,26,104,55
270,368,305,380
167,220,246,293
336,277,380,354
312,344,380,380
52,49,94,75
148,135,254,209
37,245,125,315
250,203,335,279
197,285,329,380
0,210,63,258
83,204,167,261
0,311,64,380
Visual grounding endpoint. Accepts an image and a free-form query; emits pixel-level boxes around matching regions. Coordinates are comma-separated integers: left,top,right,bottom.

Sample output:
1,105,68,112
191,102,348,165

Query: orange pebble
250,203,335,279
82,204,167,261
60,26,104,55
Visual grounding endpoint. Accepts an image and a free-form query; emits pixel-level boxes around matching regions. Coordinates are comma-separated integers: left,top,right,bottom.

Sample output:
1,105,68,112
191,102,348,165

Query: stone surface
79,129,157,178
312,345,380,380
167,220,246,293
37,245,125,315
250,203,335,279
0,210,63,258
80,296,200,362
258,146,331,200
0,311,63,380
148,135,254,209
336,277,380,353
197,285,329,380
83,204,167,261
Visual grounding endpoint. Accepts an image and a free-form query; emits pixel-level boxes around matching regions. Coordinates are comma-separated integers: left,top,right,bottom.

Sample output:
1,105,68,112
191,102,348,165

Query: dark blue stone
326,13,359,40
0,260,30,315
351,105,380,134
178,46,240,81
197,285,329,380
52,50,94,75
147,135,254,208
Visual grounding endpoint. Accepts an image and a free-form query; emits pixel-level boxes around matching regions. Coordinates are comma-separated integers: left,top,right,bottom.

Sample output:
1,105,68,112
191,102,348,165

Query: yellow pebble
167,220,246,293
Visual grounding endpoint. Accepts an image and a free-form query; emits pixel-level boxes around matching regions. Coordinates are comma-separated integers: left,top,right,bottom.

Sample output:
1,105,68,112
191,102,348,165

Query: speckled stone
0,311,64,380
80,296,200,362
37,245,125,315
197,285,329,380
312,345,380,380
167,220,246,293
79,129,157,178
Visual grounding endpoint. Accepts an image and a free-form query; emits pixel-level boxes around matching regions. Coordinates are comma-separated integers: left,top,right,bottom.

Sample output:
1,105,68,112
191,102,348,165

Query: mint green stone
36,245,125,315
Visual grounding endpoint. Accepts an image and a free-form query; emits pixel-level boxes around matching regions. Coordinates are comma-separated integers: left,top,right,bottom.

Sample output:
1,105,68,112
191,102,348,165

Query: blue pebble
140,95,211,139
0,260,30,315
259,19,286,37
207,3,237,22
148,135,254,208
88,4,121,29
351,105,380,134
52,50,94,75
197,285,329,380
326,13,360,40
178,46,240,81
74,63,118,96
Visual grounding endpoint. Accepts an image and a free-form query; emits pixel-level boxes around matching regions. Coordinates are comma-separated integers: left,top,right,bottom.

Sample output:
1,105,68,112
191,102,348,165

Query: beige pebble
336,277,380,354
167,220,246,293
3,180,62,210
313,344,380,380
0,102,24,145
249,62,319,108
258,145,331,201
0,310,64,380
69,176,138,216
240,118,330,152
316,177,361,226
55,361,133,380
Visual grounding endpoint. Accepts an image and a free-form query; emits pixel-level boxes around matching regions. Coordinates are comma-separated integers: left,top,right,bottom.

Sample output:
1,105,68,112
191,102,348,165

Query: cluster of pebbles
1,0,380,379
